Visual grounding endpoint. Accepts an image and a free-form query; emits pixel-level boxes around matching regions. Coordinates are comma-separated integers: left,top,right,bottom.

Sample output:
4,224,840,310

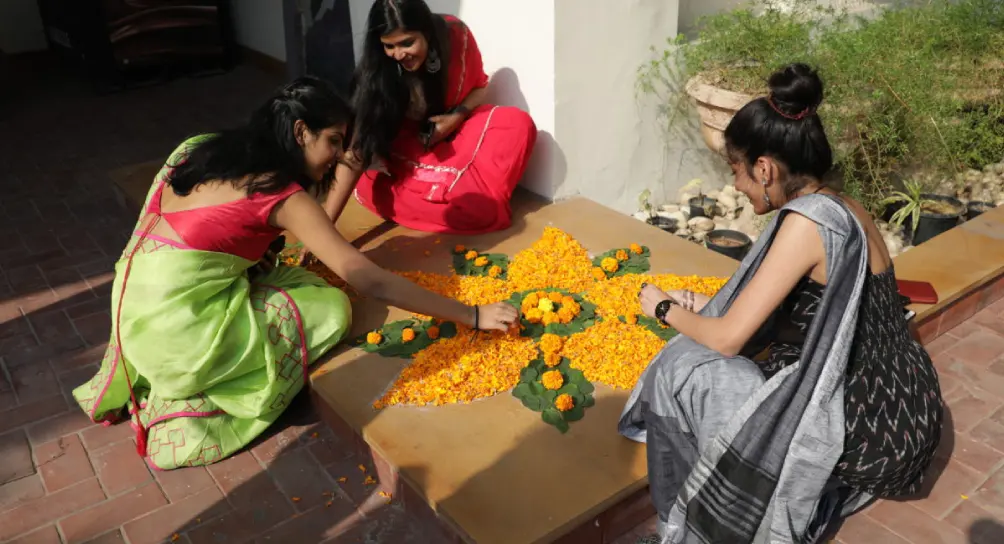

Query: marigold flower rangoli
305,227,727,433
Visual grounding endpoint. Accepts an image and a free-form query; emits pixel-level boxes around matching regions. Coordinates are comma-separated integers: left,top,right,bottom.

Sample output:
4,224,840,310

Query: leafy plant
451,248,509,279
619,315,680,342
508,289,598,339
356,319,457,358
639,0,1004,213
592,246,652,278
638,189,655,218
512,355,595,434
881,179,933,233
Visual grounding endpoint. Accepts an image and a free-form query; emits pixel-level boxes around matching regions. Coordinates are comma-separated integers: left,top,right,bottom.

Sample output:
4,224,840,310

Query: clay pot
913,194,964,246
646,216,676,233
688,196,718,219
706,229,752,261
685,76,755,155
967,201,994,219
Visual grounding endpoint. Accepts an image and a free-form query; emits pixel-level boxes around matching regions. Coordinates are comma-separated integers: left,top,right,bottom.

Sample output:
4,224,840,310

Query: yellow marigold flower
542,311,559,326
366,331,383,345
548,291,563,303
541,370,564,390
540,333,563,354
557,307,574,324
474,256,489,267
427,326,440,340
488,265,502,277
615,249,629,262
465,250,478,261
544,351,562,368
535,291,549,300
564,318,666,390
555,393,574,412
507,228,594,292
601,257,619,273
401,328,416,342
525,308,544,324
625,314,638,325
630,243,643,255
592,267,607,281
566,301,582,316
561,296,575,306
523,292,539,308
455,244,466,253
537,298,555,313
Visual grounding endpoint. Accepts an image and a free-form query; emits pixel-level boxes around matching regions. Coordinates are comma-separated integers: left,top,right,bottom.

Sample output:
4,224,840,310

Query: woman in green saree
72,77,518,470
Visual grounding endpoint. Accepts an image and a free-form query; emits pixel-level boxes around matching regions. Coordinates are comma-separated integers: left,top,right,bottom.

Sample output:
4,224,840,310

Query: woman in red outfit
323,0,537,234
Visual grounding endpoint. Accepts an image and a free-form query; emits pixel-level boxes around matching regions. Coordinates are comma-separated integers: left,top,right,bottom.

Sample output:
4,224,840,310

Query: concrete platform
309,197,739,544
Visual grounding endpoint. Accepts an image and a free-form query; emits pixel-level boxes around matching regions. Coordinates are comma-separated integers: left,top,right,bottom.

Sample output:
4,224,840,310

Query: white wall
0,0,48,54
231,0,288,61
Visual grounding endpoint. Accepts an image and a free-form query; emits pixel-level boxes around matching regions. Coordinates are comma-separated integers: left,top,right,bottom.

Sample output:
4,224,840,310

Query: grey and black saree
619,195,877,543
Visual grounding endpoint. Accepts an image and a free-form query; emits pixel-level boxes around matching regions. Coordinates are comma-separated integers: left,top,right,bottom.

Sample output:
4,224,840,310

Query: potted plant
706,229,752,261
967,201,994,219
883,180,965,246
682,178,717,219
639,189,675,232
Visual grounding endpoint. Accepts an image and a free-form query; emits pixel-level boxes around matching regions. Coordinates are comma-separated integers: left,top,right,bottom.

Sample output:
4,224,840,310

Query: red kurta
354,16,537,234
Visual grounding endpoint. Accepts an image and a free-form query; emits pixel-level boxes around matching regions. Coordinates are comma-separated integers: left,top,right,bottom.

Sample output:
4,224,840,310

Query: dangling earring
425,49,441,74
761,178,772,208
397,63,402,76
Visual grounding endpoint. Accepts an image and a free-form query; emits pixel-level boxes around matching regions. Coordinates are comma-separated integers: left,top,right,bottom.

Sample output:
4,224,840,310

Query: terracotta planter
685,76,755,155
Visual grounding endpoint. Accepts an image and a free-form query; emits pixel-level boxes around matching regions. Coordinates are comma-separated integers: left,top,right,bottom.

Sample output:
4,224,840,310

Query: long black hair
724,63,834,195
167,76,352,197
351,0,449,164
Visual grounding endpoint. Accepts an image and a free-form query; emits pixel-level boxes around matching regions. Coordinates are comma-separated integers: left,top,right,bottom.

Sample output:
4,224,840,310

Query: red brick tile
153,465,217,502
973,307,1004,338
936,354,1004,402
10,362,61,404
25,409,92,445
74,312,110,347
36,434,94,493
256,499,361,543
0,395,70,435
971,519,1004,544
28,309,85,354
832,512,911,544
43,266,93,303
868,500,966,543
82,529,127,544
268,449,336,512
0,316,32,341
8,524,61,544
52,344,108,374
122,486,229,544
324,454,379,506
320,504,439,544
249,428,303,467
945,386,1004,433
0,478,105,542
945,330,1004,368
944,500,1003,543
970,417,1004,455
939,431,1004,475
918,313,944,344
92,440,153,495
5,341,81,370
0,430,34,485
57,364,98,401
6,265,49,295
971,466,1004,519
65,295,110,320
909,458,985,519
0,332,37,355
926,333,961,357
978,274,1004,310
307,428,351,467
58,482,167,543
204,451,265,496
0,474,45,513
81,421,135,450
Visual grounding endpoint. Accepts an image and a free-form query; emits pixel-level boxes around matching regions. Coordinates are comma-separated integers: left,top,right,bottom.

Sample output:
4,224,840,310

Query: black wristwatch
450,104,471,117
654,299,675,325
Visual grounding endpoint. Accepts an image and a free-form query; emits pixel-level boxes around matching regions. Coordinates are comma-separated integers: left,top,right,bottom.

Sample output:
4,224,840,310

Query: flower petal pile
562,318,668,390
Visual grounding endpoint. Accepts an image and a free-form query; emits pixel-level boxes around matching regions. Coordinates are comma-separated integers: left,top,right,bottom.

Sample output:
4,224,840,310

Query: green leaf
452,250,510,279
566,367,587,384
520,366,539,383
636,316,679,342
542,409,569,433
591,247,651,279
557,384,582,402
582,395,596,408
528,381,546,396
438,321,458,338
521,395,544,412
352,318,458,359
513,383,532,400
578,380,595,395
543,390,557,404
565,405,586,422
512,290,599,340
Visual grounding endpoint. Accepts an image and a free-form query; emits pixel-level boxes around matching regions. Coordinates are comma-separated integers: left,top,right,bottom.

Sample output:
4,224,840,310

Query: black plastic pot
688,196,717,219
706,229,752,261
967,201,994,220
912,194,964,246
646,215,676,233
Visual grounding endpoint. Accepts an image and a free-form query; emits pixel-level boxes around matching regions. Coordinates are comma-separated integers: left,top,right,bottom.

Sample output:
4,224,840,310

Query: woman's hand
427,113,465,147
476,302,519,332
640,283,672,320
667,290,710,313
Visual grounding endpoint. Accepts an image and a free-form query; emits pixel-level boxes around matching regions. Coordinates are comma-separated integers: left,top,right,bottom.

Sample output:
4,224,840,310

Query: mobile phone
419,120,435,149
897,279,939,305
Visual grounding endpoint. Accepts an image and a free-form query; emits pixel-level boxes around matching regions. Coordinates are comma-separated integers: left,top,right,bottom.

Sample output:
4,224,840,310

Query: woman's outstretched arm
277,191,517,330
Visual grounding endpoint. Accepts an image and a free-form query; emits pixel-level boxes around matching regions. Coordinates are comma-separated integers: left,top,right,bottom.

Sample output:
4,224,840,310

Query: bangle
451,104,471,117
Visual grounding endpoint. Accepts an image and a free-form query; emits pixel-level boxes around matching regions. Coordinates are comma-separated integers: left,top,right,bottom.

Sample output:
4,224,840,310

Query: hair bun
767,63,824,117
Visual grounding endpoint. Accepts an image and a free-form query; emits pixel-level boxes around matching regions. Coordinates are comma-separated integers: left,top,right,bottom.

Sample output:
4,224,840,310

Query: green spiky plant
881,179,934,234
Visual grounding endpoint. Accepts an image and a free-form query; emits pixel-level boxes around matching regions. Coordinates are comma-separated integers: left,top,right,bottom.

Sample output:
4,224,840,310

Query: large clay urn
685,76,755,155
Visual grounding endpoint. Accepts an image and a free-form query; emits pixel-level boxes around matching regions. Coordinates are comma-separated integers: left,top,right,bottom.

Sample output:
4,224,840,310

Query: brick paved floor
2,56,1004,544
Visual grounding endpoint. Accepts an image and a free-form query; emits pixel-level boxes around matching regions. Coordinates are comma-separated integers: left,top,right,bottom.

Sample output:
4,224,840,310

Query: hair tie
767,94,814,121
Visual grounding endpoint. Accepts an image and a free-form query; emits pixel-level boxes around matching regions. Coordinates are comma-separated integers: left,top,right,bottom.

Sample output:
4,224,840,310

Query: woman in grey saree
621,64,943,543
